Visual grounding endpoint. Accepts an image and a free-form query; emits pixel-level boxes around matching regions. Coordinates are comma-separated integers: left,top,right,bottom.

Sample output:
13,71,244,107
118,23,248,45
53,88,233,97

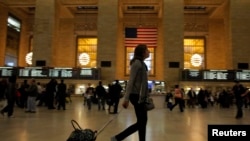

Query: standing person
95,81,106,110
170,85,184,112
37,83,46,106
66,88,72,103
46,79,57,109
84,83,95,110
19,79,29,108
36,82,43,103
110,80,123,114
111,44,150,141
197,88,207,108
187,88,196,108
107,83,114,113
0,78,8,100
232,80,249,119
25,79,38,113
56,79,67,110
1,75,17,118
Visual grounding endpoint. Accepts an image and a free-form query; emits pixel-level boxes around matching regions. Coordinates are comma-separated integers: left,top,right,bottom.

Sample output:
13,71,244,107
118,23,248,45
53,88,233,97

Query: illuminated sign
25,52,33,65
19,67,47,77
182,69,202,81
19,69,29,77
0,67,15,77
191,54,202,67
236,70,250,80
30,69,47,77
0,67,97,80
80,69,92,76
49,69,60,77
203,70,235,80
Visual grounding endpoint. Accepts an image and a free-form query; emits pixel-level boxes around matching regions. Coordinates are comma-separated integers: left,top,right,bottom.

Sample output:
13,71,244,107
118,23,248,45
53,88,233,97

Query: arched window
184,38,205,69
125,47,155,76
77,37,97,68
5,15,21,66
124,27,157,76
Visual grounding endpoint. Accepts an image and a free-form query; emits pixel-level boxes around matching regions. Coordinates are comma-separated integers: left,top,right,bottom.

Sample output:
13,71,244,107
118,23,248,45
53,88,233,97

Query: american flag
125,27,157,48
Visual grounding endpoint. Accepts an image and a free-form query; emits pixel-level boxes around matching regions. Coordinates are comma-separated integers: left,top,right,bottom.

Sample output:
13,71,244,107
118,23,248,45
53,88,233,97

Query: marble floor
0,97,250,141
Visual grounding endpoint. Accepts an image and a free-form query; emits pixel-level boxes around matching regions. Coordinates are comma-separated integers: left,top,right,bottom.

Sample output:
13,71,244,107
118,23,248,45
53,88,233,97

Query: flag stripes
125,28,157,48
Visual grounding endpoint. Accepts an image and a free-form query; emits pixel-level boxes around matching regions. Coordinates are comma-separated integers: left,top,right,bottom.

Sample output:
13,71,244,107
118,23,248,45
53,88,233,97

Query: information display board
19,67,48,78
30,69,47,77
49,69,60,78
203,70,235,81
236,70,250,81
0,67,17,77
1,67,98,79
182,70,202,81
182,69,238,81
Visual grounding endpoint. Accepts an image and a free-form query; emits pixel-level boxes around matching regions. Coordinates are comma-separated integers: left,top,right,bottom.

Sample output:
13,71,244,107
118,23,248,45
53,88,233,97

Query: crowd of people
0,77,74,117
0,76,125,118
165,81,250,119
82,80,123,114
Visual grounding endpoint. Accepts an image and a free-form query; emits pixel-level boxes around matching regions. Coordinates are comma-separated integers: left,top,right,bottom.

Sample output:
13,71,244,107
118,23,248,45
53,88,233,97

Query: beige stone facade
0,0,250,88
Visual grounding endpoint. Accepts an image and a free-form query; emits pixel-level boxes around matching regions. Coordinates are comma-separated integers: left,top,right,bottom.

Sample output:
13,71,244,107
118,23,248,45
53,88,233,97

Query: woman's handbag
144,97,155,111
67,120,97,141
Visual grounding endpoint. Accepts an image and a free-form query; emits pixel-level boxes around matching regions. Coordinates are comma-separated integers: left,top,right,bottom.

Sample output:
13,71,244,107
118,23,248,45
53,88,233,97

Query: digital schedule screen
80,69,92,76
184,70,202,81
49,69,60,77
203,70,235,81
19,69,30,77
48,68,78,78
0,67,16,77
19,67,47,78
236,70,250,81
30,69,47,77
0,67,100,80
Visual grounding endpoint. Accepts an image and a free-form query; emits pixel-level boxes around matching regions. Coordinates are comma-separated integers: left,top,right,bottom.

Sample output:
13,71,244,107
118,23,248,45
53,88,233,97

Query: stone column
32,0,58,67
97,0,118,81
18,19,32,66
163,0,184,85
0,4,8,66
229,0,250,69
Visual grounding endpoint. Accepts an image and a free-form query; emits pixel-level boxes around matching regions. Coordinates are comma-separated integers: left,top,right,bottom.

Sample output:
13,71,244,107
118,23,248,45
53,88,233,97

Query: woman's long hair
130,44,147,65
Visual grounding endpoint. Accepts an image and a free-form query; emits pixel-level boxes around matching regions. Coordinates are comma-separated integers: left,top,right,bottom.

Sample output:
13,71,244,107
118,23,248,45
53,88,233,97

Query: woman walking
111,44,150,141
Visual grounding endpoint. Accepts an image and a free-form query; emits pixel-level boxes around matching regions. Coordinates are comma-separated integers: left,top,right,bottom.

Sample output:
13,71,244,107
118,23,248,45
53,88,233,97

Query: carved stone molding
123,22,158,28
120,0,161,4
60,0,97,5
184,0,225,5
0,0,35,5
74,22,97,31
184,22,208,32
